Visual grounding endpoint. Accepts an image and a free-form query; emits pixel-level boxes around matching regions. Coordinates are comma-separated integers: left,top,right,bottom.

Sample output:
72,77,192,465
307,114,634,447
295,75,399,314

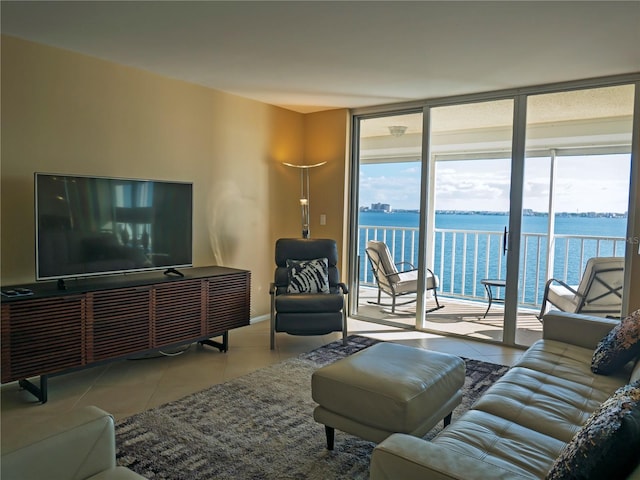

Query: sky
359,154,632,214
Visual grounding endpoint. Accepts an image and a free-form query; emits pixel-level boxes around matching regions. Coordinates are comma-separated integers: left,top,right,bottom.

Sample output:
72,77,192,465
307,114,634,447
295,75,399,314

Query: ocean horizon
359,210,627,237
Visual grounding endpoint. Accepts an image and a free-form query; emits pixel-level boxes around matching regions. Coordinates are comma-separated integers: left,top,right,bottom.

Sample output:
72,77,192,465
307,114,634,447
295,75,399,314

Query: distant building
371,203,391,213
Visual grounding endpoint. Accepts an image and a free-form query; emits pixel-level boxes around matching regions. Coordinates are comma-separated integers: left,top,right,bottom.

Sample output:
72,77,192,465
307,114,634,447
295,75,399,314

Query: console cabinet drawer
88,287,152,362
206,273,251,334
155,280,203,346
1,296,84,383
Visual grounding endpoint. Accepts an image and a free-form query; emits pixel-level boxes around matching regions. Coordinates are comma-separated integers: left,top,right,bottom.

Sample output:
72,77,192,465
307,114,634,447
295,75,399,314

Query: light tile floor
1,318,524,450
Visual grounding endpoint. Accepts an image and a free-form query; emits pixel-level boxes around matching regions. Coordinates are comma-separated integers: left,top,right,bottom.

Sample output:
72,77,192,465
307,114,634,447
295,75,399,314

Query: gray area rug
116,335,509,479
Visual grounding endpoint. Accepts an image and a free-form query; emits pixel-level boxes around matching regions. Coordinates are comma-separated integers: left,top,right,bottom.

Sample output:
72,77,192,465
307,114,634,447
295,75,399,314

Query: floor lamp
282,161,326,238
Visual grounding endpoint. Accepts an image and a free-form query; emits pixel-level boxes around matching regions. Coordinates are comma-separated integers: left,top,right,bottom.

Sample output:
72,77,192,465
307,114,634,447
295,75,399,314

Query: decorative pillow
546,380,640,480
592,310,640,375
286,258,330,294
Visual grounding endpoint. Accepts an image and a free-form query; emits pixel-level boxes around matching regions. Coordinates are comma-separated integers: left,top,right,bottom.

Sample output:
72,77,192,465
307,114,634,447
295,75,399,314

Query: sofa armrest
628,464,640,480
370,434,530,480
1,406,119,480
542,310,619,350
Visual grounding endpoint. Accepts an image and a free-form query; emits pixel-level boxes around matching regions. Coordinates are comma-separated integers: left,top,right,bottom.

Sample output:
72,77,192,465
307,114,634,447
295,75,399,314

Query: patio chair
365,240,443,314
538,256,624,320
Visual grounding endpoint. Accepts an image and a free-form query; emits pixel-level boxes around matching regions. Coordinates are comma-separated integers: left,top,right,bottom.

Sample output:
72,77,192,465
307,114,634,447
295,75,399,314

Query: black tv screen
35,173,193,281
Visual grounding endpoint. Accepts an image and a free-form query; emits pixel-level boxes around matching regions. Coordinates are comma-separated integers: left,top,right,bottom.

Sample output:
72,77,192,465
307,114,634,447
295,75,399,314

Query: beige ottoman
311,342,465,449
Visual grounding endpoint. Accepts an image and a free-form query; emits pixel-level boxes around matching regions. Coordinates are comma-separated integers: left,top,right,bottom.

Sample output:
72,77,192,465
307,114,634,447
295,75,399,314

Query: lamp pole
283,161,327,238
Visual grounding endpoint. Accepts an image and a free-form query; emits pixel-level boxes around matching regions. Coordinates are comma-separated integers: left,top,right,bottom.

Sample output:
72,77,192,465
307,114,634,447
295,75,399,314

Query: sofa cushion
546,380,640,480
286,258,329,293
592,309,640,375
516,340,627,391
433,410,567,479
275,292,343,312
473,367,610,443
471,340,627,445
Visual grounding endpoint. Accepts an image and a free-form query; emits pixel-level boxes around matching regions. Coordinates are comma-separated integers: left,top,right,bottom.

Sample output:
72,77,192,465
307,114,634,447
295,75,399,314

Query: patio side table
480,279,506,318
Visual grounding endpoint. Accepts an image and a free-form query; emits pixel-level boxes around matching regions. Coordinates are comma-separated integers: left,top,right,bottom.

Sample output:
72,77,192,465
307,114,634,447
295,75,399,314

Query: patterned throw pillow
592,310,640,375
546,381,640,480
286,258,330,294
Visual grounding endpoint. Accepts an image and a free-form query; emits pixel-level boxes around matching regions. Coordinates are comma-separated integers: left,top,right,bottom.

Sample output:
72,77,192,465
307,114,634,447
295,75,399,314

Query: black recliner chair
269,238,348,350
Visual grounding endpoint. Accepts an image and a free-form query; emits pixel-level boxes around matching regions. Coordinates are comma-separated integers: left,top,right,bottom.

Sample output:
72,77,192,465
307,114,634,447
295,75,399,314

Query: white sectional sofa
370,311,640,480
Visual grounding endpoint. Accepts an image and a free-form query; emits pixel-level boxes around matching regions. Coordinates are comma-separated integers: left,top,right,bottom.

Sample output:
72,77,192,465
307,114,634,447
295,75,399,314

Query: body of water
358,211,627,306
360,211,627,236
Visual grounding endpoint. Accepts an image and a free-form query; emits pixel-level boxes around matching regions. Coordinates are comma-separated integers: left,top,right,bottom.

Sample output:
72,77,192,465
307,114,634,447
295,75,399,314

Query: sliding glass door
517,85,635,344
423,99,515,343
349,77,638,347
352,112,425,329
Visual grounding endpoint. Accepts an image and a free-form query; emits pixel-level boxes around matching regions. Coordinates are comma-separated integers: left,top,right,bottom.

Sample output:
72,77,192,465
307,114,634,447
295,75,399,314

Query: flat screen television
35,173,193,281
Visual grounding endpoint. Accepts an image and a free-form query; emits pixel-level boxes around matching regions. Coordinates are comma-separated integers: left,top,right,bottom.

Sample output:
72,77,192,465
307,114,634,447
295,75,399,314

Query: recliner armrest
542,310,618,349
1,406,129,480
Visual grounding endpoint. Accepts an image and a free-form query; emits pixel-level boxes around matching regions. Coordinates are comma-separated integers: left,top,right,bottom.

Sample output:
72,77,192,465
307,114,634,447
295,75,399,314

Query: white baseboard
250,314,270,324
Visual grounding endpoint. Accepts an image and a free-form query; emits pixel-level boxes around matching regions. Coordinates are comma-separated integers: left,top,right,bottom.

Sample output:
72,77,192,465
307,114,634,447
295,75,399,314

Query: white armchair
365,240,443,314
538,256,624,320
1,406,146,480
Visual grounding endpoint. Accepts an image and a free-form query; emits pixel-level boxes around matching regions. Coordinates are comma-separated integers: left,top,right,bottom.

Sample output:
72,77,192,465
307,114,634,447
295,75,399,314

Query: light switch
320,214,326,225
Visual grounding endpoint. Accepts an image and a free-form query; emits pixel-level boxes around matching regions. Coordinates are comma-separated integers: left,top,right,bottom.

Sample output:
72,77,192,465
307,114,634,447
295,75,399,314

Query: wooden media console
1,266,250,403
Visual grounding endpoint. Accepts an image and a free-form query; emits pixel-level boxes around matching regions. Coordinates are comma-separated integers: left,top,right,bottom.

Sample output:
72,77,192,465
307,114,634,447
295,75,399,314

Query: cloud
359,171,421,209
434,160,511,210
360,154,630,213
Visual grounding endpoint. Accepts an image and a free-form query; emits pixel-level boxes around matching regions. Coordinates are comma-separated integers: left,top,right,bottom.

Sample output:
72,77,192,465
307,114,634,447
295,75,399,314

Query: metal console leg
199,331,229,352
19,375,48,403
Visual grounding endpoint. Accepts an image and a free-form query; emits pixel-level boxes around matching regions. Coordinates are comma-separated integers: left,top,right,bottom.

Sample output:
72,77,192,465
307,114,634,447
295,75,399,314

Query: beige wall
0,35,349,319
302,109,350,261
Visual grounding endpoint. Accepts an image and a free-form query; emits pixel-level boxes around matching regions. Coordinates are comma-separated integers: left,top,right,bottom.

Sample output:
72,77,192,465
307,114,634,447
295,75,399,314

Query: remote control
1,288,33,297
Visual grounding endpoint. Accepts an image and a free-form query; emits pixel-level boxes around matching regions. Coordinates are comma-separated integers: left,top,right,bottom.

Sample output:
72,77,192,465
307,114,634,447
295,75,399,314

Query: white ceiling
2,1,639,113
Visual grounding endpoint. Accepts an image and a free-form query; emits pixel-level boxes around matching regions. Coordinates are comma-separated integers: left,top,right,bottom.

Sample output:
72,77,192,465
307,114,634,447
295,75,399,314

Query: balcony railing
359,225,625,308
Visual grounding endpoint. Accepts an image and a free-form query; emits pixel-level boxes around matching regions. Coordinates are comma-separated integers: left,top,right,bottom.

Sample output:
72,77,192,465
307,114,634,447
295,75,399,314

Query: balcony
356,224,625,346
